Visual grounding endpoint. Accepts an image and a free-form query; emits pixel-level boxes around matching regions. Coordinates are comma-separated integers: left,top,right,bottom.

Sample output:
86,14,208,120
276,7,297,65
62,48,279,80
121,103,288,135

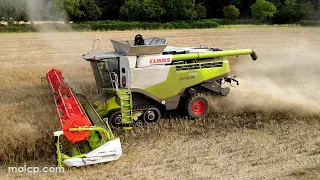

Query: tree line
0,0,319,24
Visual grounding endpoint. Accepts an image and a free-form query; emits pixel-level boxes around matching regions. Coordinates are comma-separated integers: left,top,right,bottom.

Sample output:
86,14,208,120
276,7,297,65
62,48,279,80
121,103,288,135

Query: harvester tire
185,93,209,119
142,107,161,123
108,109,122,129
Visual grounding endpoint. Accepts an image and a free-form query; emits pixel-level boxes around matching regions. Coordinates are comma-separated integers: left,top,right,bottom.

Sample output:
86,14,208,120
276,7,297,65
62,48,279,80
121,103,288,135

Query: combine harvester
45,34,257,167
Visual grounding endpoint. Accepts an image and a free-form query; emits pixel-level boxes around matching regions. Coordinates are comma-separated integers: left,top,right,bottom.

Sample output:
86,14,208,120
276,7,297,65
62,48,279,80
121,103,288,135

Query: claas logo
149,58,171,64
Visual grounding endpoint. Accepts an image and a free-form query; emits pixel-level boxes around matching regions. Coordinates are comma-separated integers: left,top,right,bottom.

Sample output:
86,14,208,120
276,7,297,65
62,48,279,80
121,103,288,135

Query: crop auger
44,34,257,167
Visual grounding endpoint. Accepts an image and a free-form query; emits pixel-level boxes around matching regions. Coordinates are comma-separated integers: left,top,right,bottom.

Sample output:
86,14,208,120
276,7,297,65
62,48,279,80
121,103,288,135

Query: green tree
231,0,242,7
53,0,83,21
202,0,230,18
53,0,101,22
119,0,140,20
97,0,125,20
272,0,296,23
0,0,28,24
119,0,199,21
79,0,102,21
297,1,314,20
176,0,197,20
158,0,197,21
251,0,277,21
273,0,315,23
139,0,164,21
13,0,28,23
223,5,240,19
161,0,179,21
283,0,297,15
195,3,206,19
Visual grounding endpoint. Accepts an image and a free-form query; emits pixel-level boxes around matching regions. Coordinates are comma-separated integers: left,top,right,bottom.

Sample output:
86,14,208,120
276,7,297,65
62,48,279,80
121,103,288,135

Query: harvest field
1,27,320,179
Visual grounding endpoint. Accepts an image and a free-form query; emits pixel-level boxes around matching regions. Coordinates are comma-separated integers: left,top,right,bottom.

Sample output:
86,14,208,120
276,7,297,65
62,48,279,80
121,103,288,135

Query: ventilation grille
176,62,223,71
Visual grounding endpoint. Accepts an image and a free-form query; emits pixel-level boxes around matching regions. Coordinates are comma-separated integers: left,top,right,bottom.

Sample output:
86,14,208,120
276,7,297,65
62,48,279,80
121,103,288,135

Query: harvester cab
45,34,257,168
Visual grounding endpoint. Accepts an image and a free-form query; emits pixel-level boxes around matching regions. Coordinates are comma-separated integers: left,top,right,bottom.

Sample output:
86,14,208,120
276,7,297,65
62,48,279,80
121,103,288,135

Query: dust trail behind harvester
26,0,74,62
26,0,72,32
212,42,320,116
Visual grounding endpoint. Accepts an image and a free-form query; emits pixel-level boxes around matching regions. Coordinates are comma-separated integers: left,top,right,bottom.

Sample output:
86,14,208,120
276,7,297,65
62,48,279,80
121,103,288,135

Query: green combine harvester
45,34,257,167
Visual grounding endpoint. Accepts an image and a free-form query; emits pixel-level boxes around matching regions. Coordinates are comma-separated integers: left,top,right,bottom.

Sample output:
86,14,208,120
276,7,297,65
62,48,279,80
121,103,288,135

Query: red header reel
46,69,92,144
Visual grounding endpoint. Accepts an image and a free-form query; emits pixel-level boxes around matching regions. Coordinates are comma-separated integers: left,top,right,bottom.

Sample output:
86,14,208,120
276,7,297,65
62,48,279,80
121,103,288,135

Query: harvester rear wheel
185,93,209,119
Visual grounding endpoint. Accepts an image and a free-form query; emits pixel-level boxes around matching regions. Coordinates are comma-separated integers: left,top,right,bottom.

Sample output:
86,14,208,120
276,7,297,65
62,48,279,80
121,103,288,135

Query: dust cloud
213,42,320,116
26,0,71,32
26,0,74,62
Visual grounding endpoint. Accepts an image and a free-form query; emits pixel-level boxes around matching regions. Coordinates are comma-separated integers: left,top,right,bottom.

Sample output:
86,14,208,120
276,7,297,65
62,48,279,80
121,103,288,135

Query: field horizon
1,27,320,179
